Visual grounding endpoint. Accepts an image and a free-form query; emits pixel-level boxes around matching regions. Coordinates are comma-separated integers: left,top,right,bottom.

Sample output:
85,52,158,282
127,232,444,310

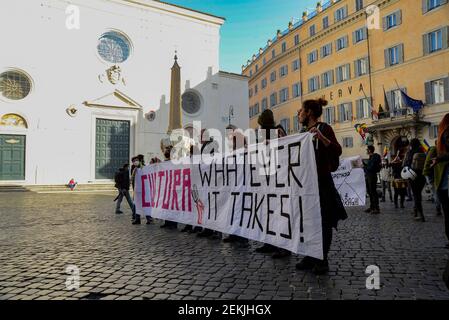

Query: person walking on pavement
114,163,134,214
391,152,407,209
364,146,382,214
295,98,347,275
424,141,443,216
380,159,393,203
403,138,427,222
432,114,449,247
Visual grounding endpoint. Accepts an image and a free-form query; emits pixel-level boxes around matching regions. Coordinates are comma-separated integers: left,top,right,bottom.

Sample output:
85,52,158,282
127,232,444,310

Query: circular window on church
0,71,32,100
97,31,131,64
182,91,202,115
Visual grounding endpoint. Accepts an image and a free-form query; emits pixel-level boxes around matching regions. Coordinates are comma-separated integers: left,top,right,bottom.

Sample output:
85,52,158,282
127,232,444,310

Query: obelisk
167,53,182,134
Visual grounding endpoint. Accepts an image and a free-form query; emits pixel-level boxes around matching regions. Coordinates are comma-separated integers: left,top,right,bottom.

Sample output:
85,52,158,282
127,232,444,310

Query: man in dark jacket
364,145,382,214
115,163,134,214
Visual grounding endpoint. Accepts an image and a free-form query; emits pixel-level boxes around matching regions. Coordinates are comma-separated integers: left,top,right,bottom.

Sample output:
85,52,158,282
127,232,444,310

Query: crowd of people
113,98,449,275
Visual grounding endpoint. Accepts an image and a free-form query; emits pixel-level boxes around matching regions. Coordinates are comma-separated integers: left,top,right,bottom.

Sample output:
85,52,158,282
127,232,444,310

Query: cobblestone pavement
0,191,448,300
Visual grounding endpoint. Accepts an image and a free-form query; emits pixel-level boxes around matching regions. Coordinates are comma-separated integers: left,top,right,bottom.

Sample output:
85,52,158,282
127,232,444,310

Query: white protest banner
135,133,323,260
332,156,366,207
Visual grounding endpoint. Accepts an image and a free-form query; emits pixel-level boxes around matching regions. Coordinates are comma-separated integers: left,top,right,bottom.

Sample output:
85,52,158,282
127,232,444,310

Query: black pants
437,189,449,242
366,173,379,210
394,188,406,207
411,174,426,215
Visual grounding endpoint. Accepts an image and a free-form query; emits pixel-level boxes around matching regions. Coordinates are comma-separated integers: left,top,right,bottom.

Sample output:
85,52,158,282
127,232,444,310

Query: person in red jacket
296,98,348,275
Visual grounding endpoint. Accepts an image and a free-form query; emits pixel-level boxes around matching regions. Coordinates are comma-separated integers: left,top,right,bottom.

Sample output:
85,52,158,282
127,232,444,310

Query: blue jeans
116,189,135,213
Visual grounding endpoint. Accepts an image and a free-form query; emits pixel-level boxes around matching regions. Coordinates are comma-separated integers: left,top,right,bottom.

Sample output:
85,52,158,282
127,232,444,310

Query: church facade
0,0,249,185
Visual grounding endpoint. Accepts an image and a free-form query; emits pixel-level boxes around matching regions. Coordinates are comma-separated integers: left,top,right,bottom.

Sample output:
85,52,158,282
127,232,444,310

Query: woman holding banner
296,98,347,275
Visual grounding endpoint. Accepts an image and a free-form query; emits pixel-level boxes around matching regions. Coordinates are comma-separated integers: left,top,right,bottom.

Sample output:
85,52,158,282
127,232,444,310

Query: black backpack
114,171,121,188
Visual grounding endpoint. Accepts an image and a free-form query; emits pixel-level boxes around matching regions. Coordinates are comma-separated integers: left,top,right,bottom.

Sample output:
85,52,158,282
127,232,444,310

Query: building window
249,70,253,77
335,5,348,22
336,35,349,51
249,88,253,98
383,11,402,31
423,27,449,55
356,0,364,11
323,16,329,29
353,27,367,44
262,98,268,111
338,103,353,122
343,137,354,148
292,82,301,98
424,0,446,13
263,57,267,65
270,93,278,107
308,50,318,64
97,31,131,63
270,71,277,82
182,91,202,115
385,44,404,67
292,115,300,133
430,124,439,139
321,43,332,58
356,98,371,119
0,70,32,100
323,106,335,124
336,64,351,83
282,42,287,53
294,34,300,46
392,89,403,111
280,118,290,134
310,25,316,37
426,78,449,104
249,103,260,118
255,84,258,94
279,88,289,103
292,59,300,71
279,65,288,77
321,70,334,88
272,49,276,59
261,78,267,89
355,57,369,77
308,76,320,93
255,65,259,73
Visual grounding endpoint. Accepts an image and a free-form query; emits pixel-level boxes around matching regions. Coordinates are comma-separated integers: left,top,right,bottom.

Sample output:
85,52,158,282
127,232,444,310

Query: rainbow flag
383,146,389,158
421,139,430,153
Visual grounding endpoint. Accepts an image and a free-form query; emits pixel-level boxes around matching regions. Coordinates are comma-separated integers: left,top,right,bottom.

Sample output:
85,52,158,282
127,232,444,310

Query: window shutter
321,73,325,88
339,105,344,122
330,70,334,85
385,48,390,68
386,91,394,110
353,31,357,44
422,0,428,13
332,106,336,124
316,76,320,90
382,17,387,31
363,27,368,40
336,67,341,83
346,64,351,79
443,26,449,50
348,102,353,121
329,43,333,54
399,44,404,63
354,60,359,77
396,10,402,25
423,34,430,55
356,99,361,119
424,81,433,105
444,77,449,102
345,35,349,48
345,5,348,17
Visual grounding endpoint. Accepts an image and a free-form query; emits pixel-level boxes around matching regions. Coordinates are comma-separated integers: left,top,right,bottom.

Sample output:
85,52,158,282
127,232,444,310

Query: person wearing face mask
295,98,347,275
131,154,153,225
432,114,449,247
159,146,178,230
114,163,133,214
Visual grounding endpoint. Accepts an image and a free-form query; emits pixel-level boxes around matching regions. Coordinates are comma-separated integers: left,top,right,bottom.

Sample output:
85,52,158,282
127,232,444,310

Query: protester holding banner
364,146,382,214
433,114,449,247
132,155,153,225
296,98,347,275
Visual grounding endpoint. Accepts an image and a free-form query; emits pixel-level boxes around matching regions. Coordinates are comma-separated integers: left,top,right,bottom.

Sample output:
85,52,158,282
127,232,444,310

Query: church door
0,134,26,181
95,119,130,180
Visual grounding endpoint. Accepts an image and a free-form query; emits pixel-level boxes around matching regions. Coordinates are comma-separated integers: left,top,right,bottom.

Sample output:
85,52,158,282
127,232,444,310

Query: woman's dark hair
303,98,328,119
409,138,421,152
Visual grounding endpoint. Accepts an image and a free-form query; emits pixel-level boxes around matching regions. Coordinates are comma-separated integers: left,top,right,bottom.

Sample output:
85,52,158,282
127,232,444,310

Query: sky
166,0,318,74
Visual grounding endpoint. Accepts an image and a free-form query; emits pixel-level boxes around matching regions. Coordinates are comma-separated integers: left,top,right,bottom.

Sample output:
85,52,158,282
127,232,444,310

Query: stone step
0,184,117,193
